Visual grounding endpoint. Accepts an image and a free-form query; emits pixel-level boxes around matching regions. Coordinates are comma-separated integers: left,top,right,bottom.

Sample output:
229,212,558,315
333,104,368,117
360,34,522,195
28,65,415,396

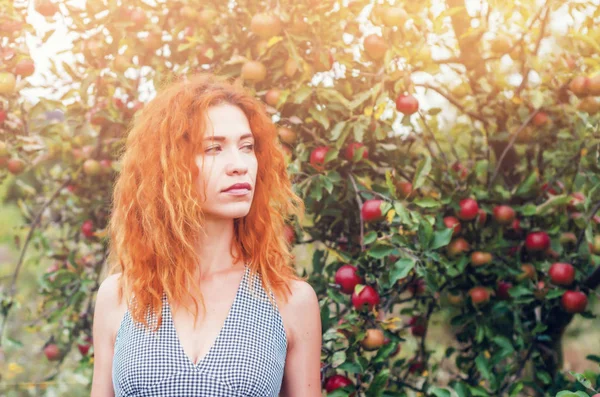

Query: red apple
443,216,461,237
408,361,425,374
567,192,585,211
361,199,385,222
15,58,35,77
408,278,425,296
511,219,522,233
395,94,419,115
81,220,95,239
44,343,61,361
569,76,589,97
396,181,413,198
241,60,267,82
309,146,330,171
517,263,537,281
409,315,427,337
559,232,577,245
477,209,487,226
548,262,575,286
532,111,549,126
363,34,388,60
335,264,363,294
561,290,588,313
447,238,470,257
77,336,92,356
451,162,469,179
471,251,492,267
324,374,353,392
591,235,600,255
250,13,282,39
447,291,464,306
83,159,101,176
534,281,549,300
493,205,516,225
277,127,297,145
457,198,479,221
469,286,490,305
541,181,564,195
361,328,385,350
496,281,512,300
345,142,368,161
525,231,550,252
265,89,281,107
7,158,25,175
352,285,380,310
35,0,59,17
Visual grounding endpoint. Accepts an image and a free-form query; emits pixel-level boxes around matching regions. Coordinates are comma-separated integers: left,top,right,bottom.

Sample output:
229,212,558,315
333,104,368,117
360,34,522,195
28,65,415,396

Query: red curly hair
106,73,305,331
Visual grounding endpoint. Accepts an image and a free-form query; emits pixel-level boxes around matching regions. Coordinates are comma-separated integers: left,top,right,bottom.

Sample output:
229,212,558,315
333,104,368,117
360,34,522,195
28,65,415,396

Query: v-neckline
167,265,248,368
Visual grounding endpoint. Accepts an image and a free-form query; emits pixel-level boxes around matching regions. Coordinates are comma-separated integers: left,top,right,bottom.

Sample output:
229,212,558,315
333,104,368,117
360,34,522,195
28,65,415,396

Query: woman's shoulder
95,273,129,339
277,279,321,347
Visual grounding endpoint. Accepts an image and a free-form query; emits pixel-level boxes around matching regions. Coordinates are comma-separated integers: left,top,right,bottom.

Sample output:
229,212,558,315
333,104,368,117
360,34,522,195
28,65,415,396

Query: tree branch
488,109,539,189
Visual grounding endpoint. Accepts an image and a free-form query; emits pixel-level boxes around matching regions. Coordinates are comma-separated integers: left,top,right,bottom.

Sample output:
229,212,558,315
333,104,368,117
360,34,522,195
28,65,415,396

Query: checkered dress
112,265,288,396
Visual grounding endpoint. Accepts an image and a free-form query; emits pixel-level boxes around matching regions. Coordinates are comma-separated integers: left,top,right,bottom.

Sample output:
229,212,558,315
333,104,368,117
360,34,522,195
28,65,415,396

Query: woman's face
195,103,257,221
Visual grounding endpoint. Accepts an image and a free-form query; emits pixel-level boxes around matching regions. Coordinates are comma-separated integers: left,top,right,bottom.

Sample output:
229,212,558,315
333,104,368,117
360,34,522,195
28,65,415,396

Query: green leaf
514,171,538,196
418,219,433,249
331,350,347,368
353,120,368,143
290,86,312,104
349,88,374,110
556,392,589,397
338,361,362,374
373,342,398,363
428,387,451,397
414,197,440,208
368,244,395,259
431,228,453,249
546,289,565,300
390,258,416,284
536,370,552,385
385,170,397,198
536,194,570,215
569,371,593,390
586,354,600,364
475,353,492,380
330,121,347,141
366,368,389,397
452,382,470,397
309,107,330,129
318,88,351,109
364,231,378,245
412,156,432,190
508,285,533,298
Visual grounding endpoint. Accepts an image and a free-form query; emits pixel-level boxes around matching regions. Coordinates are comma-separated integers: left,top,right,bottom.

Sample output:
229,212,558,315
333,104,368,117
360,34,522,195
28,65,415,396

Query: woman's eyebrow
203,133,254,142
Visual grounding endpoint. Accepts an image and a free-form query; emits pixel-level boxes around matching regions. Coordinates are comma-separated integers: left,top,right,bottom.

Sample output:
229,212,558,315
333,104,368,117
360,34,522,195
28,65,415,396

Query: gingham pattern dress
112,265,288,396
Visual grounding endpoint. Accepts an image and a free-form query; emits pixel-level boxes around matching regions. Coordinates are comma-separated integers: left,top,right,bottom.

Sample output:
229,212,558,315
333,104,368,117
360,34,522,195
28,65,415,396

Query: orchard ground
0,176,598,396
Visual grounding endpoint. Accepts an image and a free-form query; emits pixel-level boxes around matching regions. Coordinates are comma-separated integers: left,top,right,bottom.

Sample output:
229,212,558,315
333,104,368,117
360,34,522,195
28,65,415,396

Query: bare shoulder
94,273,127,341
97,273,123,306
278,279,321,348
286,279,319,308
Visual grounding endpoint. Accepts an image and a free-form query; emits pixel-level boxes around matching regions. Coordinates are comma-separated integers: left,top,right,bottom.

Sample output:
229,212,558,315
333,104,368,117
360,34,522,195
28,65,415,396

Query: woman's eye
205,146,220,153
244,144,255,151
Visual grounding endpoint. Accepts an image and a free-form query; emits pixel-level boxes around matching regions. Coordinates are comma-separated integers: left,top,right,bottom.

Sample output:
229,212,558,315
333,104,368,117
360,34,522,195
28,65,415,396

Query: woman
90,74,322,396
